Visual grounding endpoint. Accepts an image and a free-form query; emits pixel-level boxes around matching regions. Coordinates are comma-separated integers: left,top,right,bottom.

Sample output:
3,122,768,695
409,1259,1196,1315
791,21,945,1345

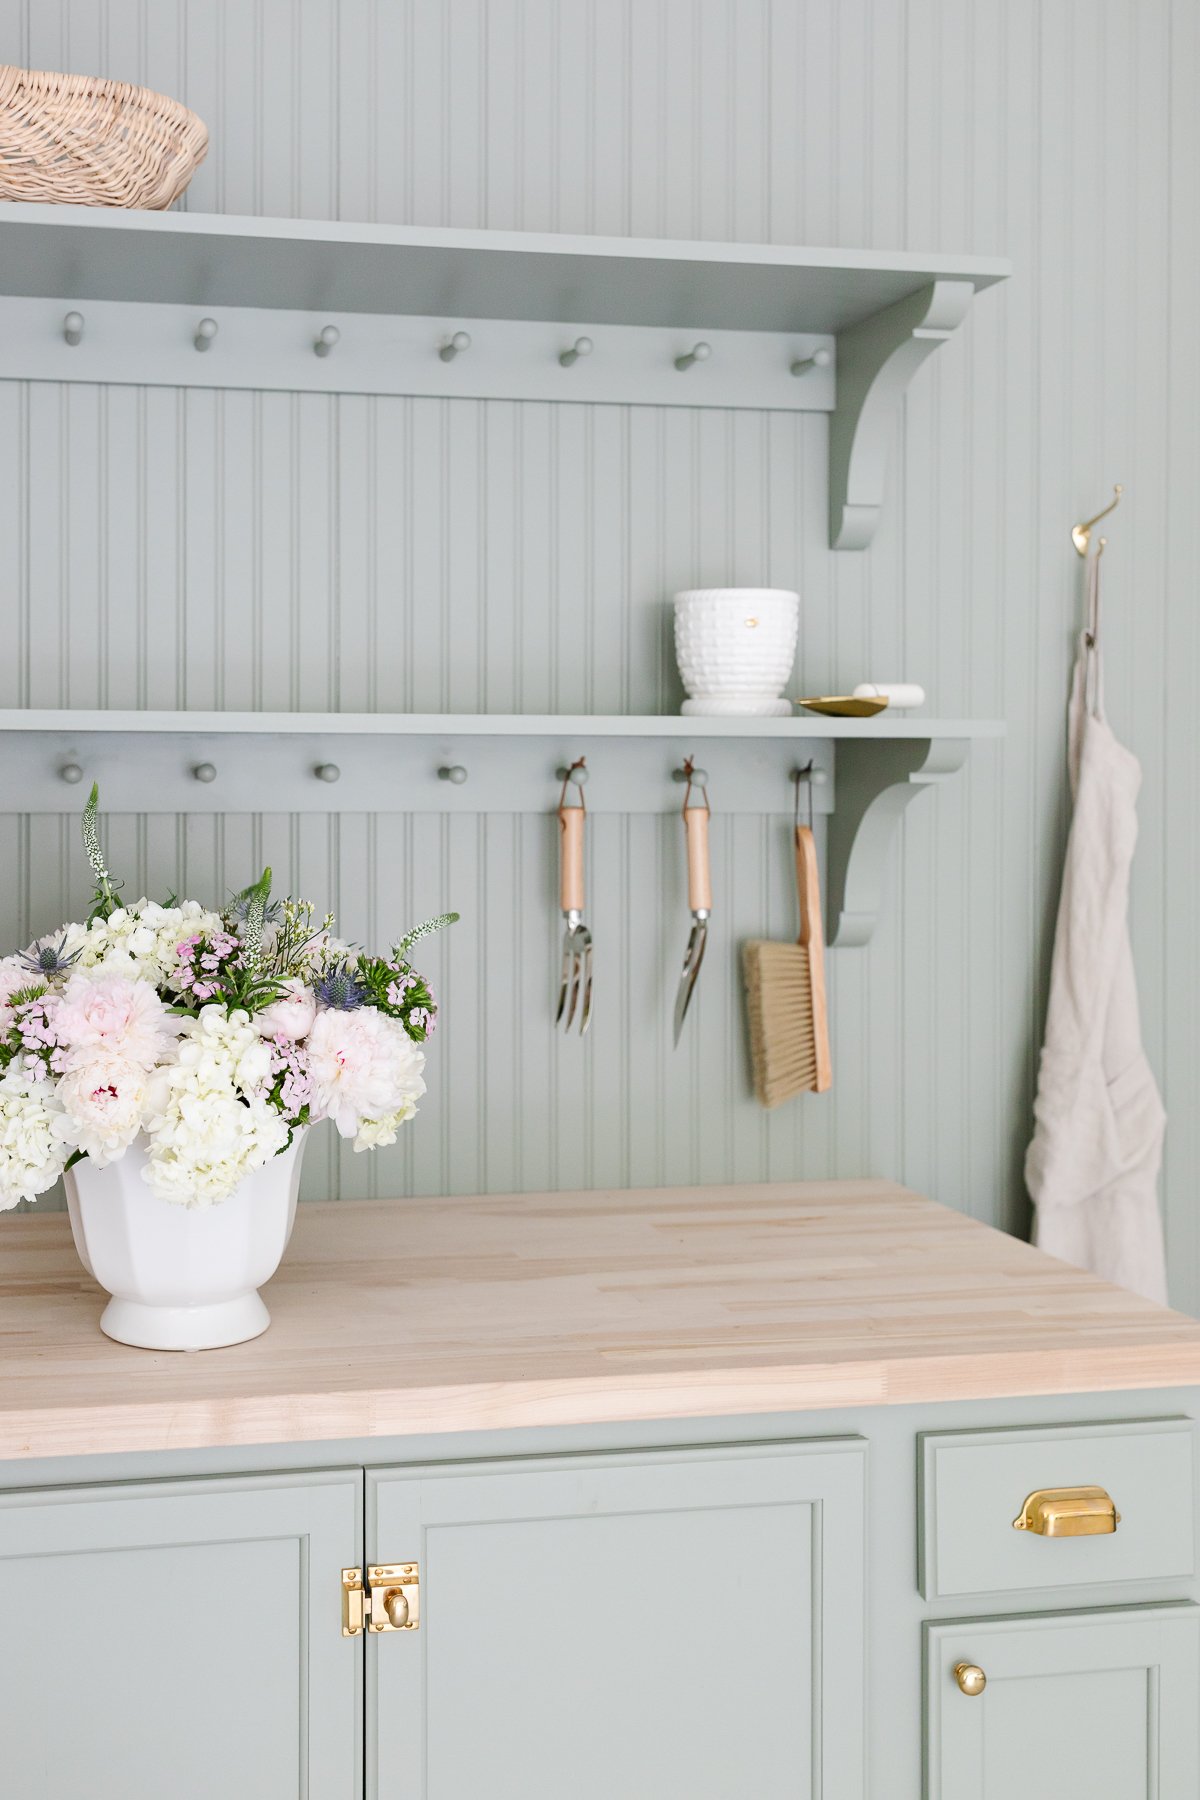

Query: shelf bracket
829,280,976,550
825,737,970,946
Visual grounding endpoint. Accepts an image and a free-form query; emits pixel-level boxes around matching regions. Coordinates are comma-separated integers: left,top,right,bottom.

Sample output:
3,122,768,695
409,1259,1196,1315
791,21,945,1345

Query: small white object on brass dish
853,682,926,709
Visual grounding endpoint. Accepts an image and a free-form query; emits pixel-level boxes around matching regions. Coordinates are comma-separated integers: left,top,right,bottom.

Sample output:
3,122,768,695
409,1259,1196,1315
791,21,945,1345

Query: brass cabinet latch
342,1563,420,1636
1012,1485,1121,1537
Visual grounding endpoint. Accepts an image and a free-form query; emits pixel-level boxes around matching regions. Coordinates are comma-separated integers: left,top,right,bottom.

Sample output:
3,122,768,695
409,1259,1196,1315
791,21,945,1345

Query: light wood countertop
4,1181,1200,1462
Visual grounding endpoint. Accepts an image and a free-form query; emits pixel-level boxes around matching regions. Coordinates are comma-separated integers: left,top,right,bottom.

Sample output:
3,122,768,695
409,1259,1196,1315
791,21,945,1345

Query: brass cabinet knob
383,1587,410,1629
954,1662,987,1697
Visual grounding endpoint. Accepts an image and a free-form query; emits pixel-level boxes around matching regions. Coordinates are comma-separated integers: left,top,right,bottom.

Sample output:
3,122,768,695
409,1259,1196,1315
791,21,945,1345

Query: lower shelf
0,709,1003,947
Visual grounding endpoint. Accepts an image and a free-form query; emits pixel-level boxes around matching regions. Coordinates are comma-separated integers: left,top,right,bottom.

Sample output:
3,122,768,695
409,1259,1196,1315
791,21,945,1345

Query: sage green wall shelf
0,709,1003,948
0,203,1009,549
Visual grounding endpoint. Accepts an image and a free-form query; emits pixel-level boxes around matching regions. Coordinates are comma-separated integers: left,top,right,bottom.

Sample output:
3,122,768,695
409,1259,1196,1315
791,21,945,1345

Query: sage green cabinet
924,1604,1200,1798
0,1470,361,1800
4,1397,1200,1800
367,1439,867,1799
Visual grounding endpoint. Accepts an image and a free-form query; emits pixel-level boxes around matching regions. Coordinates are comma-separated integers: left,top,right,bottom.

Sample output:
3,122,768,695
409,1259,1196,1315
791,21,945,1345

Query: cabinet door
0,1469,361,1800
925,1603,1200,1798
368,1440,865,1800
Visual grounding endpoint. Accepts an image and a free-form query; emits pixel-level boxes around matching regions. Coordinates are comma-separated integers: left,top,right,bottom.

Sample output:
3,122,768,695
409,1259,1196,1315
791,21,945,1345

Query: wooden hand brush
743,821,832,1106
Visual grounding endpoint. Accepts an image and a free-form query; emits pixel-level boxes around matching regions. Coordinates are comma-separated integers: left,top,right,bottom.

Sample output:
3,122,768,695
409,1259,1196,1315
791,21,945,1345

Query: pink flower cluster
386,971,436,1034
266,1035,314,1117
385,973,417,1008
174,930,242,1001
11,993,61,1080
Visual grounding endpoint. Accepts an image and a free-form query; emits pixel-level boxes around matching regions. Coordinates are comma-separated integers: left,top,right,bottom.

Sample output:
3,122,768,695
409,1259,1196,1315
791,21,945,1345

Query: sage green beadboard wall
1,1,1198,1310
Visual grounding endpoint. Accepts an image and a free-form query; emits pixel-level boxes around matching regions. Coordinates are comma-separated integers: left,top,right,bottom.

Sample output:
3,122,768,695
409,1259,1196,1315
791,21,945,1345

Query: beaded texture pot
674,588,800,716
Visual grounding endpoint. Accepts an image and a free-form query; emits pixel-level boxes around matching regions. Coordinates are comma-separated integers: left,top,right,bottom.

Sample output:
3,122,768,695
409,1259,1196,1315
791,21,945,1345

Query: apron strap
1068,548,1106,792
1082,548,1105,720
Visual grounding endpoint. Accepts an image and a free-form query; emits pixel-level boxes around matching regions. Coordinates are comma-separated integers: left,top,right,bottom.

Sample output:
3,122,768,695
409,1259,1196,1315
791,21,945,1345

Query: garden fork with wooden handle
555,761,593,1034
673,760,711,1045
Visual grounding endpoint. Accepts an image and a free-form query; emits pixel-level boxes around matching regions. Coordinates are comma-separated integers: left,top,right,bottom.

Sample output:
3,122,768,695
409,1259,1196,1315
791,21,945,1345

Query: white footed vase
674,587,800,716
64,1129,308,1352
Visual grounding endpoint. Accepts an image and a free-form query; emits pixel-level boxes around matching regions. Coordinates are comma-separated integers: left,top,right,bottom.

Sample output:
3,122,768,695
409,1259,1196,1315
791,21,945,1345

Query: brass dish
797,695,889,719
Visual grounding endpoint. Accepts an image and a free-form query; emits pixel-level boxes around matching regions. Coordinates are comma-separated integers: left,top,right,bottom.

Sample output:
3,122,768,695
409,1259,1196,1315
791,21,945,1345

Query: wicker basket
0,66,207,209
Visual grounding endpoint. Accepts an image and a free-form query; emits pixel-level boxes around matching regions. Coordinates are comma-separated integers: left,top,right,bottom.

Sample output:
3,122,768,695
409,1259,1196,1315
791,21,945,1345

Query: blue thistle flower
18,931,82,978
314,961,369,1010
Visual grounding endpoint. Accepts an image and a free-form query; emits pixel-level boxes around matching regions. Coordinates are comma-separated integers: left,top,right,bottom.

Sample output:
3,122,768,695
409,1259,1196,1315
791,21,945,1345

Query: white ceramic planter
64,1130,308,1351
674,588,799,716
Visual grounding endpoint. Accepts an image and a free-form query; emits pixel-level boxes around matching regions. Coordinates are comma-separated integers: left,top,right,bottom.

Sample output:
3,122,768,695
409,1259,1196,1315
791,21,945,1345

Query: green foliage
260,896,334,982
353,952,439,1043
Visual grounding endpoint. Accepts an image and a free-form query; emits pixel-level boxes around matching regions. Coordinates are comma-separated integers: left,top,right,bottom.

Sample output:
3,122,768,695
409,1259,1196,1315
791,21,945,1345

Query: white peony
253,978,317,1043
306,1006,426,1140
54,971,177,1072
140,1006,289,1205
0,1066,68,1209
53,1056,148,1166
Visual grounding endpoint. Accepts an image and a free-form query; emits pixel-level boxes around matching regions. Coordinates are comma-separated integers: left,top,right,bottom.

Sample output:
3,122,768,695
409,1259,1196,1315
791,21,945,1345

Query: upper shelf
0,204,1010,331
0,205,1010,550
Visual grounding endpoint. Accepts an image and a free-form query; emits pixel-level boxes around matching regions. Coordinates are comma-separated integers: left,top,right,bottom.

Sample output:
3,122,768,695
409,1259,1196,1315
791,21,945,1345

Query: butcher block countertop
4,1180,1200,1462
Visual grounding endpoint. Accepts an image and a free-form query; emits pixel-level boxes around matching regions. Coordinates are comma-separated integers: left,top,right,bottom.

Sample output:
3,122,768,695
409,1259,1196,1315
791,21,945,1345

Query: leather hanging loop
558,756,588,813
680,755,710,816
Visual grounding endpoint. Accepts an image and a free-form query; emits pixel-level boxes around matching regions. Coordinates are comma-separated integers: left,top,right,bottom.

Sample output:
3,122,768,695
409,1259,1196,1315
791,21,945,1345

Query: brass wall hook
1072,484,1122,557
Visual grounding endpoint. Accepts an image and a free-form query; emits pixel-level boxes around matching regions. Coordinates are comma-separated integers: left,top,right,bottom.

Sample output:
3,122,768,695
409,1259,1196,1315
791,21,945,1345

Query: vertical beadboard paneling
2,2,1199,1315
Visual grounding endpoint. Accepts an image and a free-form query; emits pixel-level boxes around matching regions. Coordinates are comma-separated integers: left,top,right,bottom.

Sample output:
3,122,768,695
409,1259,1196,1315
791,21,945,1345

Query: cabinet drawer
918,1417,1196,1600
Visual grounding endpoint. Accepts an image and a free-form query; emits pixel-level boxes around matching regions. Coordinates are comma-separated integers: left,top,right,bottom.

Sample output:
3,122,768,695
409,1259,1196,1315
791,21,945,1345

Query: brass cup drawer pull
1012,1484,1121,1537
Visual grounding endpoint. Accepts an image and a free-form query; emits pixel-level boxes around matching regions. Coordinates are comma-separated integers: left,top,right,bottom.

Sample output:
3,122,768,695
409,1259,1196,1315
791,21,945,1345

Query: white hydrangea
0,1065,68,1209
70,900,224,988
351,1104,419,1153
140,1006,289,1206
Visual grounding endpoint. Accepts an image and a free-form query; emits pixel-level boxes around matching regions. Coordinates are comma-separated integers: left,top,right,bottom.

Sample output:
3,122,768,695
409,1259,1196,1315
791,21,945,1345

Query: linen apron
1025,555,1168,1305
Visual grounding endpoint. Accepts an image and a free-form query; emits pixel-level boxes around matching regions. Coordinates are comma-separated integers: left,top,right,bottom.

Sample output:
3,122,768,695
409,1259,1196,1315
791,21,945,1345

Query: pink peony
54,972,177,1073
53,1055,148,1165
306,1006,425,1139
254,979,317,1043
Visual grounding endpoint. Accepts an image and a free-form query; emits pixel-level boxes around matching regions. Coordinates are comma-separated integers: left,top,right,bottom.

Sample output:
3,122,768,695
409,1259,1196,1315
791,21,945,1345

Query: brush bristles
744,940,819,1108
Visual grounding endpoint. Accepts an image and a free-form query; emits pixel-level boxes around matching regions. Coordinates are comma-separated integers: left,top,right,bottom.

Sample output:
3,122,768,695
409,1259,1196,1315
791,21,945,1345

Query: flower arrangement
0,787,457,1211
